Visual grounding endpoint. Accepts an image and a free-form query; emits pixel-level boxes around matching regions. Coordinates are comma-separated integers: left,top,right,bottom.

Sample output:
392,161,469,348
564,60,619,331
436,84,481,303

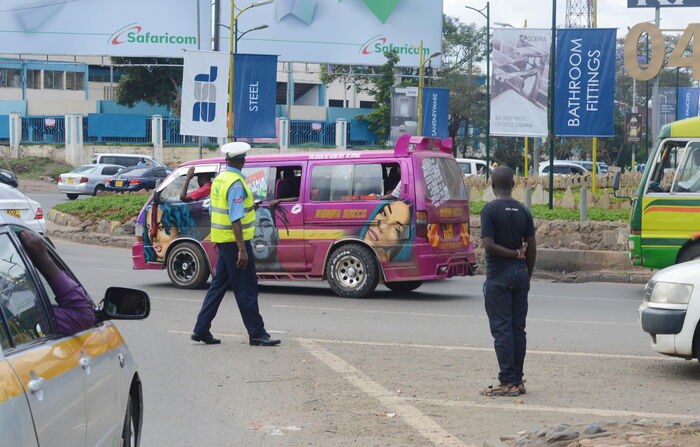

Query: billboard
234,54,279,138
625,113,643,144
389,87,418,146
627,0,700,7
490,28,551,137
677,87,700,120
555,29,617,137
421,88,450,138
0,0,210,57
221,0,443,66
181,50,230,138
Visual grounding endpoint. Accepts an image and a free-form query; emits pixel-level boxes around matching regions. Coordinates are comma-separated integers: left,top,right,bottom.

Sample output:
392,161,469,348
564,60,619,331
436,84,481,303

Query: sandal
480,384,520,397
517,383,526,395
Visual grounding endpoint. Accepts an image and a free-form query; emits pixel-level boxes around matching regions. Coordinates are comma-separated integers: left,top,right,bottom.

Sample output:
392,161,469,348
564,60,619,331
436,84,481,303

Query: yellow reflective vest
210,170,255,243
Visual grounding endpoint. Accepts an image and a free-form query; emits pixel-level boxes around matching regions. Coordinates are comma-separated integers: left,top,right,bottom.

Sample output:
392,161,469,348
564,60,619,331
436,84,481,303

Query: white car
58,164,124,200
538,161,589,176
0,183,45,234
456,158,488,176
639,260,700,364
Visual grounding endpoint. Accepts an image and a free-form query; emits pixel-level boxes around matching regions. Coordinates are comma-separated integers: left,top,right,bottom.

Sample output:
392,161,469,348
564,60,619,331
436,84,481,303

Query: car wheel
93,185,104,196
385,281,423,293
326,244,379,298
121,395,137,447
166,241,210,289
66,193,79,200
677,242,700,263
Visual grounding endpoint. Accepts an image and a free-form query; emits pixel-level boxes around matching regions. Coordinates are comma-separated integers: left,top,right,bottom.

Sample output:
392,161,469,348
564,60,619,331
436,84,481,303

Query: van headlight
647,281,694,304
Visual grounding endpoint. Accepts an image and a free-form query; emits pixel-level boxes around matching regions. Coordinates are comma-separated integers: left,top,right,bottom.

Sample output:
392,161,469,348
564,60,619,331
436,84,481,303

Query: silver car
0,214,149,447
58,164,124,200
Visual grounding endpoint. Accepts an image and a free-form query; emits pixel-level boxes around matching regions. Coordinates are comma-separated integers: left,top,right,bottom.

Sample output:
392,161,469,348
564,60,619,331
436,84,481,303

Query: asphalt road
50,239,700,447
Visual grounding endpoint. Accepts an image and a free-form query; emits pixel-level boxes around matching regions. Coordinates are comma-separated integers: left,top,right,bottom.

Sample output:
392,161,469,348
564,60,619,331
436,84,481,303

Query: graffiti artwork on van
144,202,204,262
360,200,413,263
252,206,282,271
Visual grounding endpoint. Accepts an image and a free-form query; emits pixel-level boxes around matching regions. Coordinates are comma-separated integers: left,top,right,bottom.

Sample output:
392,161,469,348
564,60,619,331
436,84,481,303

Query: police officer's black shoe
191,333,221,344
249,335,281,346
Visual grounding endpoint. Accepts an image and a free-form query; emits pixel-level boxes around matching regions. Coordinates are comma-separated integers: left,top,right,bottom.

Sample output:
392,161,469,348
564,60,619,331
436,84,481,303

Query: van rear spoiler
394,134,453,156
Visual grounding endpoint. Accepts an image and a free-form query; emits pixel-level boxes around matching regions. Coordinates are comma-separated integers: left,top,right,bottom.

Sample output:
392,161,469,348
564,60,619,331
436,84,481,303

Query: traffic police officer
191,142,281,346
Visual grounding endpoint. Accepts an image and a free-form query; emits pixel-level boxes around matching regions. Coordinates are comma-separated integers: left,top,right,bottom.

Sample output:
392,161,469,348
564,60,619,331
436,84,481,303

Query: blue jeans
483,264,530,386
193,241,268,339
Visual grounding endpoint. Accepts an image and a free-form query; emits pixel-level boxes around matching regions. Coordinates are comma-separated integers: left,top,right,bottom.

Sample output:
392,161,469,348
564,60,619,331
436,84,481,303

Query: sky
445,0,693,35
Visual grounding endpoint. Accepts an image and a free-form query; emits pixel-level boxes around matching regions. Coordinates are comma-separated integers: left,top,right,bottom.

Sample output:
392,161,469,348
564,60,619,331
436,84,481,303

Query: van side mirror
97,287,150,322
613,171,621,191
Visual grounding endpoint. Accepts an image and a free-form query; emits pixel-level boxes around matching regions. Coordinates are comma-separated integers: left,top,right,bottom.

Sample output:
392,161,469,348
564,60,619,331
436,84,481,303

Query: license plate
443,224,454,239
116,180,123,187
67,178,74,184
4,209,20,218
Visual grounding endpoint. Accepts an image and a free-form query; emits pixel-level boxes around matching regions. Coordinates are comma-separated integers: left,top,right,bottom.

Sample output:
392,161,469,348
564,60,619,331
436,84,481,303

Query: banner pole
548,0,557,209
524,137,529,178
417,40,424,137
227,0,236,141
485,2,490,181
592,0,598,194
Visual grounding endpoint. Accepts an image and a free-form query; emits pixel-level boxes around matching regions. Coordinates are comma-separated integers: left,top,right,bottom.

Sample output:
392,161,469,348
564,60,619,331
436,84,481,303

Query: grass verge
54,194,149,223
3,156,73,180
469,201,629,222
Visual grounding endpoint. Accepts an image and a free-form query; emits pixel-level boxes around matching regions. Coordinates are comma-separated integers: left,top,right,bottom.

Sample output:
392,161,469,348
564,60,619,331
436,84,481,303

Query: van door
416,155,471,253
244,163,307,272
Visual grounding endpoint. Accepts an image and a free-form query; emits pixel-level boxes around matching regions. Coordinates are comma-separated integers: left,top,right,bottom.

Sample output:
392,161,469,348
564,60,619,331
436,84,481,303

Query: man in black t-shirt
479,166,537,397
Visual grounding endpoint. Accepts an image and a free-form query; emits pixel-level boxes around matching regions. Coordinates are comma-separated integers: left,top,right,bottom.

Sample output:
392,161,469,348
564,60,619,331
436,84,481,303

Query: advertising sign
625,113,643,144
389,87,418,146
555,29,617,137
490,28,551,137
234,54,278,139
421,88,450,138
181,50,230,138
677,87,700,120
0,0,210,57
627,0,700,7
222,0,443,66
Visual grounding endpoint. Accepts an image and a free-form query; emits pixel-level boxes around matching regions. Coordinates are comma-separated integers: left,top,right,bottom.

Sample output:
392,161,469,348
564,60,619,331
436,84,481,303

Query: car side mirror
97,287,150,321
613,171,621,191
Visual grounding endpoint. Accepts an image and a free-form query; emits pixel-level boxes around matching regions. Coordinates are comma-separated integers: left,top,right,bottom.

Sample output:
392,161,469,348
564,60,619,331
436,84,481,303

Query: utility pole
651,7,661,143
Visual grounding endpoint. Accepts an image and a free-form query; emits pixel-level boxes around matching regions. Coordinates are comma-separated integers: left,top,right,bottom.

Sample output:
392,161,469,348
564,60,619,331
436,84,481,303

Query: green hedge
54,195,149,222
468,201,629,222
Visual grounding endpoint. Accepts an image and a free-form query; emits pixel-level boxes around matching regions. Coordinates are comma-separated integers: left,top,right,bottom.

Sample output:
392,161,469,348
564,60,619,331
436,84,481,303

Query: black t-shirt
480,198,535,278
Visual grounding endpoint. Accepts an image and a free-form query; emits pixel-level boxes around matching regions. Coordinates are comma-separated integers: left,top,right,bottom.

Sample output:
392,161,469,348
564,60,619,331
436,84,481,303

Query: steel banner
421,88,450,138
490,28,551,137
625,113,643,144
234,54,278,139
555,29,617,137
0,0,210,57
677,87,700,120
181,50,230,138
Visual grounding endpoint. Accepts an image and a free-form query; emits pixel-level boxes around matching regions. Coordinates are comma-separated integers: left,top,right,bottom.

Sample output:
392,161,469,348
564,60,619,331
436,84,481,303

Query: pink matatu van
131,135,477,297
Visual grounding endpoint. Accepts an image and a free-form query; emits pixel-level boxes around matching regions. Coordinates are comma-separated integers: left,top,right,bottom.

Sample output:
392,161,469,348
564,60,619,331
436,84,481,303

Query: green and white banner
223,0,443,66
0,0,210,57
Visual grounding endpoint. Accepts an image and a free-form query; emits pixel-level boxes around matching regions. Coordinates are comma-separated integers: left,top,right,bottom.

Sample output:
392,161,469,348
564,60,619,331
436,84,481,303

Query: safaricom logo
361,35,430,56
109,23,197,46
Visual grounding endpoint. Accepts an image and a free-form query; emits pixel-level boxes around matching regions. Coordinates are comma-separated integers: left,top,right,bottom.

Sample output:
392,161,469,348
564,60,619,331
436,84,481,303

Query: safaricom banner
223,0,443,66
0,0,210,57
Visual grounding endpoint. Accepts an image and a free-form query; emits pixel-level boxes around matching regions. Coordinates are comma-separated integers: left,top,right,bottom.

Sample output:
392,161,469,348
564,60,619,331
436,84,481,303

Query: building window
0,68,21,88
66,72,84,90
26,70,41,89
44,70,64,89
360,101,376,109
328,99,346,108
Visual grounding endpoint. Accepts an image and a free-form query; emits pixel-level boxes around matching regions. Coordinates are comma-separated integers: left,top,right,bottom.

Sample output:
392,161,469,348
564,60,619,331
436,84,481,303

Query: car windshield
120,168,150,177
70,166,96,174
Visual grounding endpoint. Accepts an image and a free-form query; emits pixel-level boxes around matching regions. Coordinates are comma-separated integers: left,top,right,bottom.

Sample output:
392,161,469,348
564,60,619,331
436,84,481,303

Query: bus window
672,142,700,193
648,142,682,193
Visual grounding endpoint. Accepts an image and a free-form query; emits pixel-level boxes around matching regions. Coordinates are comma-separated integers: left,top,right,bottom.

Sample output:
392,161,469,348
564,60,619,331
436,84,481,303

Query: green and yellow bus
630,116,700,268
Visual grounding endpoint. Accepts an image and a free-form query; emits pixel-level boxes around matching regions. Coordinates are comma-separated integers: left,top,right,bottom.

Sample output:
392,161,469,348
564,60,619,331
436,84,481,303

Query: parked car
94,153,163,168
639,260,700,365
57,164,124,200
456,158,488,176
0,183,45,234
567,160,608,174
106,166,172,193
538,161,589,176
0,213,149,447
0,168,18,188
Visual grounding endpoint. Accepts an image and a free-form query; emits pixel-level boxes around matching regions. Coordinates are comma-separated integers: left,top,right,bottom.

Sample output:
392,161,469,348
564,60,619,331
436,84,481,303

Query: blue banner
0,115,8,139
234,54,278,138
87,113,147,138
677,88,700,120
421,88,450,138
555,29,616,137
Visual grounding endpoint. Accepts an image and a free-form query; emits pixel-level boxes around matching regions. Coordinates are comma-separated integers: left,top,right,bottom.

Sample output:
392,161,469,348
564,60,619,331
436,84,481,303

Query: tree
112,57,183,115
355,51,400,145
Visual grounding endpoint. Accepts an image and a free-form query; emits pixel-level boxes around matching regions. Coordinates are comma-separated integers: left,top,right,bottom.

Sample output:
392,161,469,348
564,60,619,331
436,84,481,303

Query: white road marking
409,397,698,420
167,330,675,362
298,338,474,447
152,296,202,303
269,304,639,327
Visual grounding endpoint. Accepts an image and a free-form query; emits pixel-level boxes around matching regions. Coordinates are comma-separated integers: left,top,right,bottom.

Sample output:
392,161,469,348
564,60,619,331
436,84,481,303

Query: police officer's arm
228,181,249,269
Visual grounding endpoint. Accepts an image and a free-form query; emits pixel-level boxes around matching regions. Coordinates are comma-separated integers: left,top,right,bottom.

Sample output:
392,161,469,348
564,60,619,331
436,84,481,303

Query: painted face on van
252,207,278,263
145,203,195,262
363,201,412,263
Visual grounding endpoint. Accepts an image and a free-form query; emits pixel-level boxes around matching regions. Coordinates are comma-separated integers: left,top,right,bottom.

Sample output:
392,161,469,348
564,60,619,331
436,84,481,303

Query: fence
21,116,65,144
162,117,218,147
289,120,337,147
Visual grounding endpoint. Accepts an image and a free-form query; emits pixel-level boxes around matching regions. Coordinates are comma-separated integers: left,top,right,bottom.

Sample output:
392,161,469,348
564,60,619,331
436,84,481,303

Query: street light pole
464,2,490,179
418,41,425,137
